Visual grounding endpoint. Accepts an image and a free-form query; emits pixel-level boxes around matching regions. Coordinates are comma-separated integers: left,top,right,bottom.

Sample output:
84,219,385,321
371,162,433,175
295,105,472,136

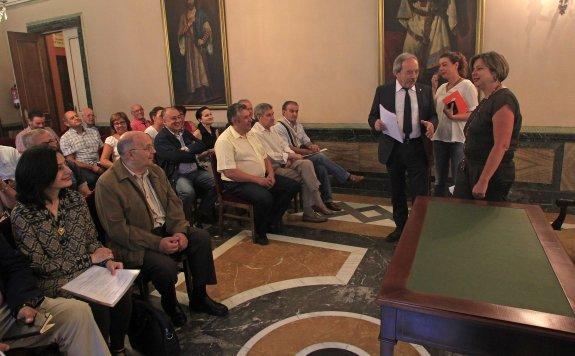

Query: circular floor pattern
237,311,428,356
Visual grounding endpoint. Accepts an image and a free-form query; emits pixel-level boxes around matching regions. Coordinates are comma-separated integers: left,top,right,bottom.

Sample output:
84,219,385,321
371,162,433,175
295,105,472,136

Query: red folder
442,90,469,114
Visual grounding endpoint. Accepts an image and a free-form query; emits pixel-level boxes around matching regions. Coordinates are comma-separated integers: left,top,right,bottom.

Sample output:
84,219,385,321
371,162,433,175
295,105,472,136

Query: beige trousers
275,159,321,208
4,297,110,356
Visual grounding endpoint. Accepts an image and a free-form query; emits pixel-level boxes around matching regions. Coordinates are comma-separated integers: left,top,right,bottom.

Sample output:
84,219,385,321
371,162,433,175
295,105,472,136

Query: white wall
0,0,574,128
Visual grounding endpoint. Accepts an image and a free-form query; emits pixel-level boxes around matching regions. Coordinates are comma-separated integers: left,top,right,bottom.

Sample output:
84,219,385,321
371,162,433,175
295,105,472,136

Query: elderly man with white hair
95,131,228,328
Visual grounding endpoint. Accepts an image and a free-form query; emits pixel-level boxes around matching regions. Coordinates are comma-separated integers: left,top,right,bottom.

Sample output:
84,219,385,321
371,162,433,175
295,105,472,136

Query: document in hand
0,311,55,342
379,105,403,143
62,266,140,307
442,90,468,114
302,148,328,158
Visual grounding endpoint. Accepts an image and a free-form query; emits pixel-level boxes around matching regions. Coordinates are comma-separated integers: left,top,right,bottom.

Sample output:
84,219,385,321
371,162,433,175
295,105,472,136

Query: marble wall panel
359,143,387,173
315,141,360,171
515,148,555,184
561,143,575,191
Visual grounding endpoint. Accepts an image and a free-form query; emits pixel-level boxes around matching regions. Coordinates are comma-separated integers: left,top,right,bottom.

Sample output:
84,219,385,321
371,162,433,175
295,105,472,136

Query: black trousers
385,139,430,230
139,226,216,314
453,159,515,202
222,175,300,238
88,292,132,350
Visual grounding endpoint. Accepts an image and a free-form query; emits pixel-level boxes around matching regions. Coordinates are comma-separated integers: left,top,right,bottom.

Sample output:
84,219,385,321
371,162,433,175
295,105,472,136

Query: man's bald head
64,111,82,128
130,104,145,120
118,131,146,156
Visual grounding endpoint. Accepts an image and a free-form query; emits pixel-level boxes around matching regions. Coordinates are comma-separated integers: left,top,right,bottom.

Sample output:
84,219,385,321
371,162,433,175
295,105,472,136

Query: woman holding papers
453,51,522,201
11,147,131,355
431,51,478,196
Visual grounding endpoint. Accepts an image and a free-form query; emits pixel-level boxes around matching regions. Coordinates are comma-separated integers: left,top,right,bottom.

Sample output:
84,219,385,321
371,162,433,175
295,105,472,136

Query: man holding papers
96,131,228,328
368,52,437,243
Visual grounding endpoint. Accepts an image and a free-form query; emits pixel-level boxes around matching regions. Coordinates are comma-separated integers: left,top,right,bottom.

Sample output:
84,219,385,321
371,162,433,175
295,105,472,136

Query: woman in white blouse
99,112,131,169
431,51,479,196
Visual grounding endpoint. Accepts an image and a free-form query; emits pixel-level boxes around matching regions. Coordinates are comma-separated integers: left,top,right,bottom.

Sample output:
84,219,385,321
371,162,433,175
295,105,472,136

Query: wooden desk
377,197,575,355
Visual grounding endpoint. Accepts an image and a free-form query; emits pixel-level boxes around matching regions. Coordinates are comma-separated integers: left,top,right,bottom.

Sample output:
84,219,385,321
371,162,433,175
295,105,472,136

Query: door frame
27,14,93,109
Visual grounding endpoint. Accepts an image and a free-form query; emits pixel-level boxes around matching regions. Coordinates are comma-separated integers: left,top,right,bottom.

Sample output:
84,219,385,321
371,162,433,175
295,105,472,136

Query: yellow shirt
214,126,267,181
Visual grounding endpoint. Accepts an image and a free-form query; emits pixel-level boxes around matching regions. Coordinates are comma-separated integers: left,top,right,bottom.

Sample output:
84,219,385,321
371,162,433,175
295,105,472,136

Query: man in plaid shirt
60,111,104,189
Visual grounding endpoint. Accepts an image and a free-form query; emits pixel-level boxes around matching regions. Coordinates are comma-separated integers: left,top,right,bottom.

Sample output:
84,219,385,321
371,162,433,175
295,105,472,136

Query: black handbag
128,298,181,356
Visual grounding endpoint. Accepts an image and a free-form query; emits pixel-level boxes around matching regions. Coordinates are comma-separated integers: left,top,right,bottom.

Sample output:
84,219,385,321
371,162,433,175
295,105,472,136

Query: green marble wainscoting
305,125,575,210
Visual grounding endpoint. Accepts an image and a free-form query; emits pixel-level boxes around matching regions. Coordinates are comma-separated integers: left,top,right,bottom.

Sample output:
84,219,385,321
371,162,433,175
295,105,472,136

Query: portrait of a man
163,0,231,108
380,0,483,85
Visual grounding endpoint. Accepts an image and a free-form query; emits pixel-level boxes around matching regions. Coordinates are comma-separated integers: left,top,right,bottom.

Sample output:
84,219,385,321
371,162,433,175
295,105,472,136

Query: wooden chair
209,152,255,238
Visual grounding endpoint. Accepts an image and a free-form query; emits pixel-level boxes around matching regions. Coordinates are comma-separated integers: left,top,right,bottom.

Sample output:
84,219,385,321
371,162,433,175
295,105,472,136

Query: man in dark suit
368,52,438,242
154,107,217,225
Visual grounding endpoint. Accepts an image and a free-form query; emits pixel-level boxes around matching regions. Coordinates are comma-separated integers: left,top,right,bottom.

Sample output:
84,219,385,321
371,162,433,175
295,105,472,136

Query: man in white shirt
238,98,257,127
274,101,364,212
145,106,165,140
251,103,332,223
215,103,299,245
60,111,104,189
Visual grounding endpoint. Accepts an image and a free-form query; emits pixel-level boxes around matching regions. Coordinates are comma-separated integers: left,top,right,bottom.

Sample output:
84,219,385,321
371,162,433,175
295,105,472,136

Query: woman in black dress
193,106,219,149
453,51,522,201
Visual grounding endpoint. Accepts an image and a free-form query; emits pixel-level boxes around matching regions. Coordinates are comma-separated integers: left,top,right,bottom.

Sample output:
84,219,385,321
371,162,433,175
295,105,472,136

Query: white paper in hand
379,105,403,143
62,266,140,307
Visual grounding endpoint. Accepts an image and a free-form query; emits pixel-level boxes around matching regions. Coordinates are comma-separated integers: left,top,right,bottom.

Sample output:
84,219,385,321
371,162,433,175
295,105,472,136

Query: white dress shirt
395,80,421,139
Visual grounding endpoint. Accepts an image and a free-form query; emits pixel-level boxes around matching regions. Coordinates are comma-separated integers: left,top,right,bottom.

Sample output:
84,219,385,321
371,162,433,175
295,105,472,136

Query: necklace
46,200,65,237
446,77,463,91
484,83,503,99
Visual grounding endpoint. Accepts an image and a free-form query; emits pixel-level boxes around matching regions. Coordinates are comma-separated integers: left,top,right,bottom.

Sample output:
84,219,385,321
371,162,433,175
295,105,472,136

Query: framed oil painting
162,0,231,109
378,0,485,85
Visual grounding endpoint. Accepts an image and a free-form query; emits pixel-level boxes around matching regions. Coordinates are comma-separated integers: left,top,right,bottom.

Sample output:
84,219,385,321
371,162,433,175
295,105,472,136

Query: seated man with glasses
95,131,228,328
22,128,91,197
154,107,217,225
0,234,108,355
129,104,151,132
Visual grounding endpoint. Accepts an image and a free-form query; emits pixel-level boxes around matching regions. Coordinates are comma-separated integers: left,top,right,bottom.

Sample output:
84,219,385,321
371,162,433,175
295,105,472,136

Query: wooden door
8,31,60,134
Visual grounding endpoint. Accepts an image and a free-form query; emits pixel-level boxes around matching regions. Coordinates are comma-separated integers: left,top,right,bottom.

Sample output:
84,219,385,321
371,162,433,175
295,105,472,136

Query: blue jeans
433,141,464,197
308,153,350,202
175,169,217,222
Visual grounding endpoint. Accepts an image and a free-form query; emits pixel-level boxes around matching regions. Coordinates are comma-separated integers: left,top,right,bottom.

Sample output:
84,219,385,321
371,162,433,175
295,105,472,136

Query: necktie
403,87,412,139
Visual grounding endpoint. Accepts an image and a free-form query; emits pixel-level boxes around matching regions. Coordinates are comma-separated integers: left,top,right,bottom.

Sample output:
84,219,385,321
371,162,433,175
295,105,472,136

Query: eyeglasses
130,145,155,152
113,121,127,126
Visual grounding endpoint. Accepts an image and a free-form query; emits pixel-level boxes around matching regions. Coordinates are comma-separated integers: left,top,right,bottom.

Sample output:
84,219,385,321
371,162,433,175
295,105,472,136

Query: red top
130,118,150,131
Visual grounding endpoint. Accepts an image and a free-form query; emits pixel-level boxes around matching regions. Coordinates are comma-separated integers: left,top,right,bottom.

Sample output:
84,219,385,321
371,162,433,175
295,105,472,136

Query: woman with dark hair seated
193,106,220,150
11,146,132,355
192,106,219,168
99,112,131,169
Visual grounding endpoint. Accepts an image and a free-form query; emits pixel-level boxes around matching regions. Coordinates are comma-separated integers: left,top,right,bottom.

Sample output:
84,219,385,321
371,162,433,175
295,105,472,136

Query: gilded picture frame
161,0,231,109
378,0,485,86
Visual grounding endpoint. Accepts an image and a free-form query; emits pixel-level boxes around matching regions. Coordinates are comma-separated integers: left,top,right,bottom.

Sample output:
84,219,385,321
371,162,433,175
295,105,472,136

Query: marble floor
140,194,575,356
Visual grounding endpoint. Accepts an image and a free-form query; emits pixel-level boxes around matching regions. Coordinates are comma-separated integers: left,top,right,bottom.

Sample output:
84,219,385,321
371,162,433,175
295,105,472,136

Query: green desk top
407,201,574,317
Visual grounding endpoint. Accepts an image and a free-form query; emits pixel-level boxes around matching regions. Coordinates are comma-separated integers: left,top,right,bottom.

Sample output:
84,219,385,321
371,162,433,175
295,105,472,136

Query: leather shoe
325,201,343,212
167,305,187,327
190,296,229,317
385,228,402,243
253,234,269,245
312,205,335,215
303,212,328,223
